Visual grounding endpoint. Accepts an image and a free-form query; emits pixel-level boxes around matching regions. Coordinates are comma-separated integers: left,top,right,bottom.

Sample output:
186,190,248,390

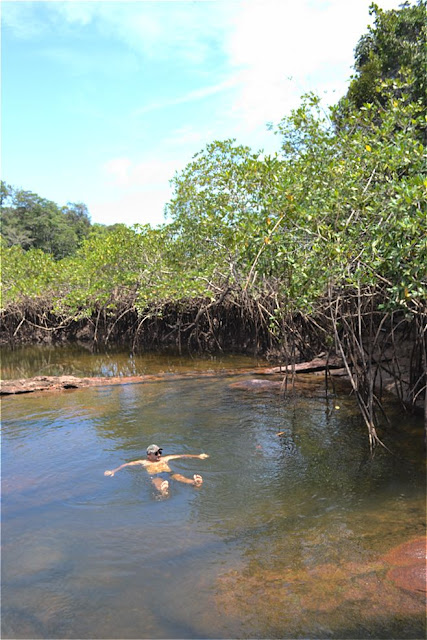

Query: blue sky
2,0,402,227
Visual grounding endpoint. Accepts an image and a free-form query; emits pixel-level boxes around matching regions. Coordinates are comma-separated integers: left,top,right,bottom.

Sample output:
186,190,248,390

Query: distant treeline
1,1,426,441
0,182,127,259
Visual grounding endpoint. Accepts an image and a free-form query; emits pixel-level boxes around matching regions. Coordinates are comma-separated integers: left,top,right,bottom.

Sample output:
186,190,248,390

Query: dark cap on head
147,444,162,455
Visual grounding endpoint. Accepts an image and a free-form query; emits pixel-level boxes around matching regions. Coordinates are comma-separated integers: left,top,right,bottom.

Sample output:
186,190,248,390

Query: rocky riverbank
1,355,424,424
0,357,346,396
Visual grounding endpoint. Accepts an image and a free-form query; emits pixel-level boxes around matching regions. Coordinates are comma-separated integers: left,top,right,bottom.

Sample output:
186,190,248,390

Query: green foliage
165,81,426,312
166,140,259,261
0,183,92,258
45,222,213,318
267,86,426,312
1,242,59,305
166,139,292,286
338,0,426,116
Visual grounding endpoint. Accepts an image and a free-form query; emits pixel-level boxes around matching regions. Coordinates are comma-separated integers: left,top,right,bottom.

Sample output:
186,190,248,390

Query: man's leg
171,473,203,486
152,476,169,494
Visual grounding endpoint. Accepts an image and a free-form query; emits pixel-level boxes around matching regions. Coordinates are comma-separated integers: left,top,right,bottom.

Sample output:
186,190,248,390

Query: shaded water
1,346,426,639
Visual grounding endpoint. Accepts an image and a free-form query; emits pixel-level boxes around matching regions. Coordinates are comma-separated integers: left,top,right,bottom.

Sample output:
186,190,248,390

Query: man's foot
160,480,169,495
193,474,203,486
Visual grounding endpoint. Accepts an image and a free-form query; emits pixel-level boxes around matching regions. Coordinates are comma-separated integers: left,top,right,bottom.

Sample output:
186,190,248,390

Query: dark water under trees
1,345,425,639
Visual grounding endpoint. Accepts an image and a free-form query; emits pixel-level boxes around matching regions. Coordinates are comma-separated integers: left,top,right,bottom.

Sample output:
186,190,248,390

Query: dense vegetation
1,1,426,443
0,182,126,259
341,0,426,112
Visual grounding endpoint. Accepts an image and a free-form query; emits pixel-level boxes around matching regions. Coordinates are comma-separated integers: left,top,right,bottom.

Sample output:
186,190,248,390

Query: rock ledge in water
382,537,427,593
0,375,148,395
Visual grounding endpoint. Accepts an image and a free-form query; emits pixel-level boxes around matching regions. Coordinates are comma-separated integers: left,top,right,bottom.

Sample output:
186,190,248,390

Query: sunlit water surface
1,345,425,639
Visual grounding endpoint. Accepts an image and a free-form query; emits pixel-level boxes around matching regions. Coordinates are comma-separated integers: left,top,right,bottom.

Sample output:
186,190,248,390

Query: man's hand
104,470,115,476
199,453,209,459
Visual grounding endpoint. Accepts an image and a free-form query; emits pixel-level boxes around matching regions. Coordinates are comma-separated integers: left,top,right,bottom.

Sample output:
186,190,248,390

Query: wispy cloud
1,1,48,38
133,77,238,116
45,0,234,64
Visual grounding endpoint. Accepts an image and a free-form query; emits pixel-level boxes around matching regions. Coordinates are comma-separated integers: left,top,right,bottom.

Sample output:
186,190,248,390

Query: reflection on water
0,343,264,380
1,347,425,639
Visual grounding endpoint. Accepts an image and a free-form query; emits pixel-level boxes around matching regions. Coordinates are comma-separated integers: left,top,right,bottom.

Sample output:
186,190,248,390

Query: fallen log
258,356,344,374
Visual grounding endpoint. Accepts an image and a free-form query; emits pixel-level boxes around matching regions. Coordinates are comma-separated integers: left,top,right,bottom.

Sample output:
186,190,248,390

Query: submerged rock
382,537,426,593
0,368,279,396
229,379,283,391
0,375,150,395
387,564,426,593
382,537,426,566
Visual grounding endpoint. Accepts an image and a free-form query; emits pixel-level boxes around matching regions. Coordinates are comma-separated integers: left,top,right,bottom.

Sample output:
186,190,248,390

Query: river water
1,345,425,639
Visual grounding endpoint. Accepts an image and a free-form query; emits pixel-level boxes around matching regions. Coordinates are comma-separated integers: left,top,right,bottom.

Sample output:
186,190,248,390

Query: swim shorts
150,471,170,481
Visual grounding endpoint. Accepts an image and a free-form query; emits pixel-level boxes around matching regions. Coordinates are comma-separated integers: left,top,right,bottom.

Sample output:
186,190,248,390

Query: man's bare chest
145,460,171,475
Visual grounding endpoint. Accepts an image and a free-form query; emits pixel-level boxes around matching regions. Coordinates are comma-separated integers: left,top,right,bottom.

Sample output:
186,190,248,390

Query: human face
148,450,162,460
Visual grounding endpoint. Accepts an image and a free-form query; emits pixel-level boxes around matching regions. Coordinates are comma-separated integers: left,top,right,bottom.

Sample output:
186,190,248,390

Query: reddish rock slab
0,374,158,395
387,564,426,593
382,537,427,594
0,369,278,396
0,358,346,397
382,537,426,567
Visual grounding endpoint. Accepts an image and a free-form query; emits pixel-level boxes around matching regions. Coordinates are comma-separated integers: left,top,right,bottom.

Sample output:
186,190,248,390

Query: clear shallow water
1,346,425,639
0,343,265,379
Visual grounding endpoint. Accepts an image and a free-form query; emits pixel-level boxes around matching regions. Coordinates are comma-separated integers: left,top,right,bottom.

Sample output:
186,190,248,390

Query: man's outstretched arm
104,460,145,476
163,453,209,462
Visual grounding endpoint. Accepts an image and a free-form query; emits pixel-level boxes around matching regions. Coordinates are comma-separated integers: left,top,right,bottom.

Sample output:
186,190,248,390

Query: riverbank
1,355,424,423
0,355,348,396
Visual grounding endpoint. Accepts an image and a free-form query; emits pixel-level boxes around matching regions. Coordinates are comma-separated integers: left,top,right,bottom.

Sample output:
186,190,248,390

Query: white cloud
103,156,179,189
104,157,133,187
220,0,403,131
88,188,173,228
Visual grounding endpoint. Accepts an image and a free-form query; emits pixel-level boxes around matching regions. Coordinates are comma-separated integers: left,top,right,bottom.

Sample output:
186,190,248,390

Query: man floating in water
104,444,209,496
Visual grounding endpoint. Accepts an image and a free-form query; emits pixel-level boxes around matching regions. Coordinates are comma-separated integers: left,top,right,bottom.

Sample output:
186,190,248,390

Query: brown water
1,345,425,639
